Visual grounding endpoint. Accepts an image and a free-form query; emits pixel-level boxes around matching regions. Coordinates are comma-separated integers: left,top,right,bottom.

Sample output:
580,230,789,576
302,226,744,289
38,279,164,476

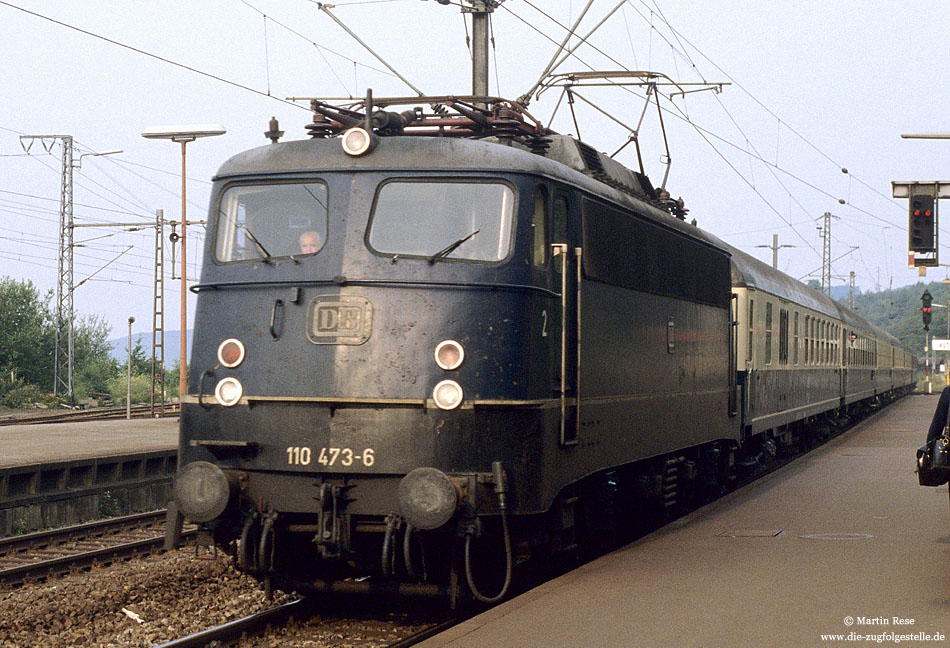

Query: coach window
779,308,789,365
747,299,754,363
835,325,840,364
765,302,773,364
793,312,800,365
804,315,811,365
820,321,826,365
532,186,548,266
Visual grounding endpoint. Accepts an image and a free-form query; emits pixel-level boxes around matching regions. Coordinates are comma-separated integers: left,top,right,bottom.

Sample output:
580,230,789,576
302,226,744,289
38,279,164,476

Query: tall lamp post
141,124,225,407
127,316,135,420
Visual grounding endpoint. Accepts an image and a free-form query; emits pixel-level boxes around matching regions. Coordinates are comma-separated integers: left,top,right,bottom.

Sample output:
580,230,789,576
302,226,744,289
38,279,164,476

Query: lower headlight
174,461,231,523
432,379,463,410
215,377,243,407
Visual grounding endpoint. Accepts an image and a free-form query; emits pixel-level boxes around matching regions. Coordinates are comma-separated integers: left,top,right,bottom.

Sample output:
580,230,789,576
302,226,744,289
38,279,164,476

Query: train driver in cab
299,230,322,254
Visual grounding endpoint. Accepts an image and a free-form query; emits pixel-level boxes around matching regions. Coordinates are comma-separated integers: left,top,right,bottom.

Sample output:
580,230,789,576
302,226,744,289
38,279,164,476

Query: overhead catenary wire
0,0,308,110
522,2,901,269
0,1,918,307
633,0,902,213
518,0,595,105
315,3,425,96
509,3,822,257
238,0,392,95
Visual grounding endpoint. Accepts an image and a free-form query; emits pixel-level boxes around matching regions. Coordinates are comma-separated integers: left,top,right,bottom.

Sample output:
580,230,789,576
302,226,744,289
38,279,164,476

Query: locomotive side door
552,192,580,445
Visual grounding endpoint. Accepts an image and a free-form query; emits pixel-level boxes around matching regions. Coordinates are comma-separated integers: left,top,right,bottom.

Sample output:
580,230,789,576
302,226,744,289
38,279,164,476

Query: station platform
422,394,950,647
0,417,179,535
0,417,178,469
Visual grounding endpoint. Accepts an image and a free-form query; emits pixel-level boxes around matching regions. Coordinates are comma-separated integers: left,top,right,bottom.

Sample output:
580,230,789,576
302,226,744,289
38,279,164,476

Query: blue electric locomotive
168,96,914,602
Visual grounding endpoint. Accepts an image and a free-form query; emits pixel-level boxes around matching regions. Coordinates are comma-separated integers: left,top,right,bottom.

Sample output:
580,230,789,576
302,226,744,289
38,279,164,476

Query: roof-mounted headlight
215,377,244,407
434,340,465,371
217,338,245,368
432,380,463,410
341,127,378,156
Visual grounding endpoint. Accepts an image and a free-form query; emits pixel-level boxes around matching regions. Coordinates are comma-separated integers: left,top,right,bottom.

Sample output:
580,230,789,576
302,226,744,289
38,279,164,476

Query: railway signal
909,194,936,252
891,181,947,268
923,289,933,330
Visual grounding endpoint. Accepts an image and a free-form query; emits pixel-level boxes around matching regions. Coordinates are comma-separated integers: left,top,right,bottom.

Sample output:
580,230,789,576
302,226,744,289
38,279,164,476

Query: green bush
0,377,56,409
109,373,154,406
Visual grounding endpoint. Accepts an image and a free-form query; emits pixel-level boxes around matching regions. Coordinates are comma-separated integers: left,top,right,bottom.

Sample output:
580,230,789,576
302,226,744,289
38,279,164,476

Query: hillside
847,281,943,356
108,330,191,365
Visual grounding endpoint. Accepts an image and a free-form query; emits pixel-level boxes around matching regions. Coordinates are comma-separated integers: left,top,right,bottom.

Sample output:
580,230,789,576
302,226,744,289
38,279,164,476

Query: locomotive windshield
368,180,514,263
214,181,328,262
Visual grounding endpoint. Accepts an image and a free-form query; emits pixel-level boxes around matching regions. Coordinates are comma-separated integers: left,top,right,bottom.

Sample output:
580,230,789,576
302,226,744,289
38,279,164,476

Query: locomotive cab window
214,182,328,262
368,180,514,263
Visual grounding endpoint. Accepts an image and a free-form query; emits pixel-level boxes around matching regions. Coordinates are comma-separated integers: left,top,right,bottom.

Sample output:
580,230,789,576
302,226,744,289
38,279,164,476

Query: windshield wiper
218,209,275,264
428,229,479,264
242,226,274,264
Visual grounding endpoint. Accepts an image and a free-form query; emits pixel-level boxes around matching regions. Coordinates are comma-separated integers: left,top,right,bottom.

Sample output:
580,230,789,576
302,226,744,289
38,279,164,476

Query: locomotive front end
170,133,558,600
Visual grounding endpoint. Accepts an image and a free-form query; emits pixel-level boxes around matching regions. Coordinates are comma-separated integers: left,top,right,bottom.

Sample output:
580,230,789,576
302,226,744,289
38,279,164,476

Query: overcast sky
1,0,948,338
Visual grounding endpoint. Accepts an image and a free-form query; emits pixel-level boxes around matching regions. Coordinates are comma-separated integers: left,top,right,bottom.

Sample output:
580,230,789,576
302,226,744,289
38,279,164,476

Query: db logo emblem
307,295,373,345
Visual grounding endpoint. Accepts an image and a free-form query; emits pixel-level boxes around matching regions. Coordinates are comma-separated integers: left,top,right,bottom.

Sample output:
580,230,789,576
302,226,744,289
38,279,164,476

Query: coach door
553,192,580,445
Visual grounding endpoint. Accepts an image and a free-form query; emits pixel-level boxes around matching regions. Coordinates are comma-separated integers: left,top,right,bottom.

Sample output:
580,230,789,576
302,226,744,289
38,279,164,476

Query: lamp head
141,124,226,142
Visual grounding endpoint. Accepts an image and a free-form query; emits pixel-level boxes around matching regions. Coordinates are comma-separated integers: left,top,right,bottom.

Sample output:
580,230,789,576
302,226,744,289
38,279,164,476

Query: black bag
918,436,950,487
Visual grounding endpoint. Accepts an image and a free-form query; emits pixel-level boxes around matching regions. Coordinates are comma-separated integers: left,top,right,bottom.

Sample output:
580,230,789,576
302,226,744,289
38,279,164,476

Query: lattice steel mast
151,209,166,416
19,135,75,401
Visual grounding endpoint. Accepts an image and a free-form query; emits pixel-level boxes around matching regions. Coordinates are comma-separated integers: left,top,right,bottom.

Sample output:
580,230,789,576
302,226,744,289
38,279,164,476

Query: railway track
0,509,193,586
153,596,458,648
0,404,178,426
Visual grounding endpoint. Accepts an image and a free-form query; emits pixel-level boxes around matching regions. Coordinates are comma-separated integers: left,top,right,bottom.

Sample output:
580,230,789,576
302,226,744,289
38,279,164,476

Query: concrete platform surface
0,417,178,469
422,394,950,648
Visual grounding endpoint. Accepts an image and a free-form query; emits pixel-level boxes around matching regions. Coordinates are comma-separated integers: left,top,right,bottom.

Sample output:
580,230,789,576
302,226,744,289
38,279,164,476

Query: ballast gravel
0,548,291,647
0,548,434,647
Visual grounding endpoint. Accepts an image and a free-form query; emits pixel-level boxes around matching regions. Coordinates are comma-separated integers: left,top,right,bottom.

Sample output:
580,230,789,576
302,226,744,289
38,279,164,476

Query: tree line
0,274,939,410
0,277,178,409
846,280,946,357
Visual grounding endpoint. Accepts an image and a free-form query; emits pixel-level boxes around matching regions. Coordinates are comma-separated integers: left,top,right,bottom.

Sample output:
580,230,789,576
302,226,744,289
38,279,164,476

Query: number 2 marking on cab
286,446,375,467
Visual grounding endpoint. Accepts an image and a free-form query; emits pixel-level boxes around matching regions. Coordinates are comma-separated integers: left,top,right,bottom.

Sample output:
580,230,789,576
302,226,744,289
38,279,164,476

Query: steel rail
152,598,313,648
388,618,461,647
0,404,177,426
152,597,456,648
0,510,167,557
0,510,195,586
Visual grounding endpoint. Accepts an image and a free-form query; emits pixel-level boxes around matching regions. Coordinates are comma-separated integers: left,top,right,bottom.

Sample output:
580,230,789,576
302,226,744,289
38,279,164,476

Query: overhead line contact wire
72,136,171,215
528,0,897,252
2,122,213,217
24,154,156,223
238,0,384,95
637,8,902,279
624,2,900,241
0,0,307,110
10,132,173,220
629,5,824,253
633,0,901,212
506,3,820,257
